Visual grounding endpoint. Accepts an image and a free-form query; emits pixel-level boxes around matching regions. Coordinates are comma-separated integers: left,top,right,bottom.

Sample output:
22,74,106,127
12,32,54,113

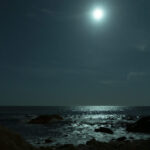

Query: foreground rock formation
0,125,35,150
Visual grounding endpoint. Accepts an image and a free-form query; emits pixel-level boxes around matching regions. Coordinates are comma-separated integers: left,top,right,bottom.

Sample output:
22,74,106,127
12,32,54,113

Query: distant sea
0,106,150,146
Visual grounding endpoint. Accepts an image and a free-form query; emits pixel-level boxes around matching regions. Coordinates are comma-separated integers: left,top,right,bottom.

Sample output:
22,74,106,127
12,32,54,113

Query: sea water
0,106,150,146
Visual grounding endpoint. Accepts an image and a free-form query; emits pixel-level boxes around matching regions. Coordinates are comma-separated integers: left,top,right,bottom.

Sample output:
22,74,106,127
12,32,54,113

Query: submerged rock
28,114,63,124
0,125,35,150
95,127,113,134
126,116,150,133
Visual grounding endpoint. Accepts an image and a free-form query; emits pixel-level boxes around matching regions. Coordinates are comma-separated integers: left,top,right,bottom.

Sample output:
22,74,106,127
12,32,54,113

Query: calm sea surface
0,106,150,146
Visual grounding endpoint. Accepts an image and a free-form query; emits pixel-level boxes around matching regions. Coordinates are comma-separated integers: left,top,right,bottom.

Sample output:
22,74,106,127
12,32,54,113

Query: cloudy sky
0,0,150,106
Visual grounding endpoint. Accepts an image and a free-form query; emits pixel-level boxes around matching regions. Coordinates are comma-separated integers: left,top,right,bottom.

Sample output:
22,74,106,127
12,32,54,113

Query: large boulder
28,114,63,124
126,116,150,133
95,127,113,134
44,138,53,144
0,125,35,150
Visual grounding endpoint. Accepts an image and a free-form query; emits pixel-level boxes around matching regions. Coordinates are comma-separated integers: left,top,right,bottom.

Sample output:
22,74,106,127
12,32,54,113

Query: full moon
93,9,104,20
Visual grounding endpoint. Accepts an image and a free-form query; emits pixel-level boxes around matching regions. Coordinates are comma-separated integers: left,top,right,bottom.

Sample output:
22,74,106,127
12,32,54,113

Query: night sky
0,0,150,106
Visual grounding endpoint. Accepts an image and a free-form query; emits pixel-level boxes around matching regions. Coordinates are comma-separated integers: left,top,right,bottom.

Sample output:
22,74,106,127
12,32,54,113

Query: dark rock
86,139,114,150
77,144,86,149
39,146,53,150
95,127,113,134
86,138,97,145
36,142,41,144
117,137,126,142
126,116,150,133
57,144,76,150
45,138,53,144
64,134,68,137
86,138,106,147
110,138,115,142
28,114,63,124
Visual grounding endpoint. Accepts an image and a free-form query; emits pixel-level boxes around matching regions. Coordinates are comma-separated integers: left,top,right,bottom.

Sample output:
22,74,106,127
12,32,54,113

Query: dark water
0,106,150,146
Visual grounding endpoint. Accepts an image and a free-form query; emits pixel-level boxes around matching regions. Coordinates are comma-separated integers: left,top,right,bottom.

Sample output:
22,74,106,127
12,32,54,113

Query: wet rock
0,125,35,150
36,142,41,144
28,114,63,124
126,116,150,133
95,127,113,134
110,138,115,142
64,134,68,137
117,136,126,142
45,138,53,144
86,138,98,145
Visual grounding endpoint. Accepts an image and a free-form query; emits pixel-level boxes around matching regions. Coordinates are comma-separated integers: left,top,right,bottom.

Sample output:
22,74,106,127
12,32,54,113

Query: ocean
0,106,150,146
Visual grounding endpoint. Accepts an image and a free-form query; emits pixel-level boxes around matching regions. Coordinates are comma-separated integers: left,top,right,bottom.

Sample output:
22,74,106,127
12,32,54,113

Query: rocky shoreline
39,139,150,150
1,115,150,150
0,125,150,150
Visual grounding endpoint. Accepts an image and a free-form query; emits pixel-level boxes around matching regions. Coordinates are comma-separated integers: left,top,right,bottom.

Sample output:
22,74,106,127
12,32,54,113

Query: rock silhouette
0,125,35,150
28,114,63,124
126,116,150,133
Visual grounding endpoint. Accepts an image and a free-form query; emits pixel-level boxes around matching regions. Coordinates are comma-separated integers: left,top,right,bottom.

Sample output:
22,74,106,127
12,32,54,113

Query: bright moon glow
93,9,104,20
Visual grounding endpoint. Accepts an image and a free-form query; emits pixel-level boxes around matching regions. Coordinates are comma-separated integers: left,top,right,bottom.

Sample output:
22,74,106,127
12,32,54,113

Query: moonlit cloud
127,72,146,80
135,43,149,52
